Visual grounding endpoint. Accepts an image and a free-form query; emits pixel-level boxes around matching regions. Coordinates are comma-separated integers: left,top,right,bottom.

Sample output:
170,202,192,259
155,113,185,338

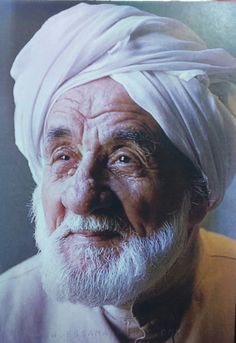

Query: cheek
111,176,161,235
41,178,65,233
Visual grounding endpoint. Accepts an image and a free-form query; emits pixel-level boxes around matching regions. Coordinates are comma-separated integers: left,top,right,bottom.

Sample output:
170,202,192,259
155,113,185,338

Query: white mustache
55,212,133,239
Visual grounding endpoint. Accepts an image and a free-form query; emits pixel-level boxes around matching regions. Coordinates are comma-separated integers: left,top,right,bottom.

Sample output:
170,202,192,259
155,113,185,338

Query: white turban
11,3,236,209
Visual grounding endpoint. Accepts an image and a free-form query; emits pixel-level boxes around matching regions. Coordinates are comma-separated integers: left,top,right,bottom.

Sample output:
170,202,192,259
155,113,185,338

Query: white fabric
11,3,236,208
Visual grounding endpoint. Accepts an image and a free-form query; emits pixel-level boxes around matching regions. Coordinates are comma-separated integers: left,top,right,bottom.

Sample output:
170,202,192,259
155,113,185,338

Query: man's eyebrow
111,129,159,151
112,130,157,144
44,127,72,147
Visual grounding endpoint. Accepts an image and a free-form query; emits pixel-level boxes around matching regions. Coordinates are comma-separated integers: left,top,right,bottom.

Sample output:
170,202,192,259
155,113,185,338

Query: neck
131,226,200,342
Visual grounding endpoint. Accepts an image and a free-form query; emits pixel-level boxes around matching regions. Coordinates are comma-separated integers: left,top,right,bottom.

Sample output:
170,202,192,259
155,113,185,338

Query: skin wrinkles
41,77,193,248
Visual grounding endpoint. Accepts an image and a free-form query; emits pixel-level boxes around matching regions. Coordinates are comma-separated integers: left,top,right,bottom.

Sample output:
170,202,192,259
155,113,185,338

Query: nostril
91,189,124,217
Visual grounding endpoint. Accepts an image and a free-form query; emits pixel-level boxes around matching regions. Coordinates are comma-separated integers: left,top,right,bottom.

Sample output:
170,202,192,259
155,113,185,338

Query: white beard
32,187,190,307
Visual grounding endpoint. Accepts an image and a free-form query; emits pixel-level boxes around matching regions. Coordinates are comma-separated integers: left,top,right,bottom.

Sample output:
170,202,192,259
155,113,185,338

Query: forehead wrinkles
44,78,161,151
49,91,86,118
50,77,141,118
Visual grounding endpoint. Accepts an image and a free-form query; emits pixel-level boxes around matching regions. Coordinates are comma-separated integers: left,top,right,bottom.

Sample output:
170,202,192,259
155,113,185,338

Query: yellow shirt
100,229,236,342
174,229,236,343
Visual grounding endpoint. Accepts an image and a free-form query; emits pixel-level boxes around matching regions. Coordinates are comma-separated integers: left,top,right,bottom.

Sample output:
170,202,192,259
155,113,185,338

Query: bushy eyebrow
111,129,159,152
44,126,72,152
46,127,72,141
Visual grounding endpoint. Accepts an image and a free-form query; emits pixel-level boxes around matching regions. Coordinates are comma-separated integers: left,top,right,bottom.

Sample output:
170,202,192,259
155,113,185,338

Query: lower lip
65,232,122,245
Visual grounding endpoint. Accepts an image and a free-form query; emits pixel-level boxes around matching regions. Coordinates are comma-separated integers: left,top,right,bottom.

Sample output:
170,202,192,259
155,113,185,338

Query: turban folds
11,3,236,209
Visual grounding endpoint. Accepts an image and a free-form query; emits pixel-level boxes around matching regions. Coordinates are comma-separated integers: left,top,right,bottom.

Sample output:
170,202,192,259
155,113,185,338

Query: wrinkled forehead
47,77,136,118
43,77,161,143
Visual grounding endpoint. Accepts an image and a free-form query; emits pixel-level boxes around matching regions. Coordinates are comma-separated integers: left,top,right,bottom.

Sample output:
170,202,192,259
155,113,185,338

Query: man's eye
59,154,70,161
108,148,142,172
118,155,131,163
51,151,72,163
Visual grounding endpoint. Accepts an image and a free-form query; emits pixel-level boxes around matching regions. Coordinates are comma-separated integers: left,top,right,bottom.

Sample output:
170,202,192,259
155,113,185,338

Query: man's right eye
49,149,78,178
51,147,74,163
59,154,71,161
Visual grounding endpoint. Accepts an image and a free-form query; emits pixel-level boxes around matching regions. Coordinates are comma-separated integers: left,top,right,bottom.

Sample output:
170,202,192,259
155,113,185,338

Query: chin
39,223,187,307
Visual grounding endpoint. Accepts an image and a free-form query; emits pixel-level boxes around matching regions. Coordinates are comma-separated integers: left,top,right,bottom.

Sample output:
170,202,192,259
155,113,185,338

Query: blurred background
0,0,235,274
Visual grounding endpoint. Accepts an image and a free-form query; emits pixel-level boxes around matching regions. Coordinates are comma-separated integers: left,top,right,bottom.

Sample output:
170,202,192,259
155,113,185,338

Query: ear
187,197,209,227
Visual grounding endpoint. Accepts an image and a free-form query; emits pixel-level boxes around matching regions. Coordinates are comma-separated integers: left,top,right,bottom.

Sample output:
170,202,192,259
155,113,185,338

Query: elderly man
0,3,236,343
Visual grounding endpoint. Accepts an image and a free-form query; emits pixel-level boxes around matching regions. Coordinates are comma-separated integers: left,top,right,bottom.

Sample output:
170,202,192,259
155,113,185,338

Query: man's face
35,77,191,306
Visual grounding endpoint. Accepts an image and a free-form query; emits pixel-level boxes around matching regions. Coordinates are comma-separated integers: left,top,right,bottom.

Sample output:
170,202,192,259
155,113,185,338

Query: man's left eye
118,155,131,163
107,148,142,172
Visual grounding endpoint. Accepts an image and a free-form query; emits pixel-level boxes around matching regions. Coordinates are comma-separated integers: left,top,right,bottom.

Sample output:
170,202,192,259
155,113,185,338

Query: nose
61,156,116,216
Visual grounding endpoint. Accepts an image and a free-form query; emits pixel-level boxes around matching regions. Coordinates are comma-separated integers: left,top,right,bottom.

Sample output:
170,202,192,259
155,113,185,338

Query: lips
64,230,122,243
